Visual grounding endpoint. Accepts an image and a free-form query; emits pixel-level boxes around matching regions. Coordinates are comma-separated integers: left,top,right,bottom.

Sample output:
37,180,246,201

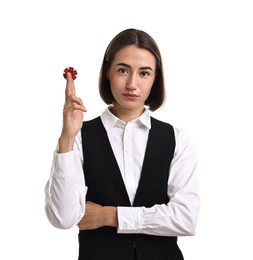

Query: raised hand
58,72,87,153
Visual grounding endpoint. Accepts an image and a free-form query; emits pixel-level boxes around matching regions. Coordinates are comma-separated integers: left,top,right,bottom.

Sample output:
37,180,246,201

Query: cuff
53,151,75,177
117,206,143,234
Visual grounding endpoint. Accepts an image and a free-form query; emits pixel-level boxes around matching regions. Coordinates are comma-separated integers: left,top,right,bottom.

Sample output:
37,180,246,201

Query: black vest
79,117,183,260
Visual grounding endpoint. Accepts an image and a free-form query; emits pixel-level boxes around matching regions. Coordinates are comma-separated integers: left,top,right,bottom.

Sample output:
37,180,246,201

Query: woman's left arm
117,128,200,236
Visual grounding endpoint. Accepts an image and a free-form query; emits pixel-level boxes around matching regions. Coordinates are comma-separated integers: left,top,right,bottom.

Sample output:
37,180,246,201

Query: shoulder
81,117,103,138
172,126,198,159
172,125,191,144
82,116,101,127
151,117,192,145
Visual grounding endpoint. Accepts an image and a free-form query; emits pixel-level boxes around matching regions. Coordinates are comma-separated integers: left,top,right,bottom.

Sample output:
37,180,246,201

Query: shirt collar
101,107,151,131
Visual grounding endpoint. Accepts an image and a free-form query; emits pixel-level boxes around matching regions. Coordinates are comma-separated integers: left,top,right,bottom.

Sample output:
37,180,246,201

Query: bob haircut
99,28,166,111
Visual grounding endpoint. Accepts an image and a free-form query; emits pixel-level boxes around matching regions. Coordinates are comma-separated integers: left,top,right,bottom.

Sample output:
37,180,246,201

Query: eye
117,68,128,74
140,71,150,77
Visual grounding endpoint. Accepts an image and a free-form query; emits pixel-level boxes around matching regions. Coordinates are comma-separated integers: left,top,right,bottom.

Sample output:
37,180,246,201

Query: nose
126,73,137,91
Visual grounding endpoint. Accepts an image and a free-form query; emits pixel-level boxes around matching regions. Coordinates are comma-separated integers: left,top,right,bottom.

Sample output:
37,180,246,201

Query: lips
123,93,138,98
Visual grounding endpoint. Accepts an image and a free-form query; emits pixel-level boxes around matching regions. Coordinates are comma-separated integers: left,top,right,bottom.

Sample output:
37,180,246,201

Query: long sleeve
44,131,87,229
117,128,200,236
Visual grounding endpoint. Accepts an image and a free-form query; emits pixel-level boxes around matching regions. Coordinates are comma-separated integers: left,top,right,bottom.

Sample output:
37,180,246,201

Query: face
107,45,156,117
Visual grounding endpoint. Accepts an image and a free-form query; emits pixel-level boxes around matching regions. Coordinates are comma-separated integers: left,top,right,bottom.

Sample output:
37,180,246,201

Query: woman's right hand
58,72,87,153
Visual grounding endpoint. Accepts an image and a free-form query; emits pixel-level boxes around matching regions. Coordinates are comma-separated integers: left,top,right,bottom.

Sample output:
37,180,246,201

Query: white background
0,0,253,259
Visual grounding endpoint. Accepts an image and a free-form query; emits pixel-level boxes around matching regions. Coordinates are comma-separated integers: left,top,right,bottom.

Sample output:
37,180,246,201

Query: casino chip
63,67,77,80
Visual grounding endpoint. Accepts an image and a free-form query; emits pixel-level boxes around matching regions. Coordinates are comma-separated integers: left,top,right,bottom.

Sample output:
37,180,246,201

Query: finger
63,96,87,112
63,102,87,113
65,72,76,101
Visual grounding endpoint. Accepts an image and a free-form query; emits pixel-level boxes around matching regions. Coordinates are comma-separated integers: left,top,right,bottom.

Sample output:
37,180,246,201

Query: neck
109,106,145,123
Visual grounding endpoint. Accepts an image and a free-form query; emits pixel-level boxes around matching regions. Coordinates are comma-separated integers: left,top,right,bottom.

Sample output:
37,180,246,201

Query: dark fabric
79,117,183,260
134,246,138,260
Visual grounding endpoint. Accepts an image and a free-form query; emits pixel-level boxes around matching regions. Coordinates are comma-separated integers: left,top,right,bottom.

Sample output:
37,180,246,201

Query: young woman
45,28,200,260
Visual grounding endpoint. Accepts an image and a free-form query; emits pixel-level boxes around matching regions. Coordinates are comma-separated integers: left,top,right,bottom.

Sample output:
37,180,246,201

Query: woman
45,28,200,260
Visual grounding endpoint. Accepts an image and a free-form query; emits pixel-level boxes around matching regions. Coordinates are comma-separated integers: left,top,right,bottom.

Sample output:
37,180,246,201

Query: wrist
58,135,75,153
103,206,118,227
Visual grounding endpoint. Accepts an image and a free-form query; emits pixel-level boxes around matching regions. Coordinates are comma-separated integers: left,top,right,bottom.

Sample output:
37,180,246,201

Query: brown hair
99,28,166,111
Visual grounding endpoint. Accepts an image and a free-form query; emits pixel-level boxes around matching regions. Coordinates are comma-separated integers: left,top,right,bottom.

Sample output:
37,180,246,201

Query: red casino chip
63,67,78,80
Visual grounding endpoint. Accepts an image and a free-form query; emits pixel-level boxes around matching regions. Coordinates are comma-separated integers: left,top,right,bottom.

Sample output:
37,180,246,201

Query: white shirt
45,108,200,236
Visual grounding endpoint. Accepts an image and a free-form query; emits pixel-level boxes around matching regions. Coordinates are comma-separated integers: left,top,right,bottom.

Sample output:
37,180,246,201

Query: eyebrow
116,63,153,71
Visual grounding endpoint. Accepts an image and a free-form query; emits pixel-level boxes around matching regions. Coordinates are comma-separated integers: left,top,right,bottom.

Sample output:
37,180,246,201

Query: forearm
117,198,200,237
